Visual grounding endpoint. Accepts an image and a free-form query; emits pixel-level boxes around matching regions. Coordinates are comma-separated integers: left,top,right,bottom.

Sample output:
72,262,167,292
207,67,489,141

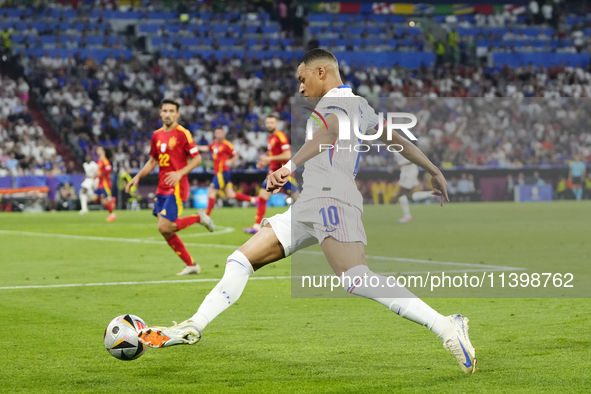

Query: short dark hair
160,98,180,111
266,114,279,120
298,48,338,67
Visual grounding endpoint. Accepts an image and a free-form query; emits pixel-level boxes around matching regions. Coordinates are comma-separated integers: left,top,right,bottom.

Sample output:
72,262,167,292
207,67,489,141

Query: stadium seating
2,1,590,185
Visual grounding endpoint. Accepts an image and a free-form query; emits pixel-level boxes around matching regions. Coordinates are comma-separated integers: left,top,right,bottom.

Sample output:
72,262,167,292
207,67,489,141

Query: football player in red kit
95,146,117,222
126,99,215,276
198,128,253,216
243,115,298,234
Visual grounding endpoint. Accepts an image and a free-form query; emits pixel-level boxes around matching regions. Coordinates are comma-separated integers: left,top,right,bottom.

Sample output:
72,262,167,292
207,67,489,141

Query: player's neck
163,122,178,132
321,78,345,97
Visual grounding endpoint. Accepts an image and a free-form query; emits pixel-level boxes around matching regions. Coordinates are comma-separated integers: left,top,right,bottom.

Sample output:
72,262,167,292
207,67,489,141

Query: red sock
206,197,216,215
166,234,194,266
174,215,200,231
234,192,252,202
255,197,268,225
103,200,113,214
111,197,117,211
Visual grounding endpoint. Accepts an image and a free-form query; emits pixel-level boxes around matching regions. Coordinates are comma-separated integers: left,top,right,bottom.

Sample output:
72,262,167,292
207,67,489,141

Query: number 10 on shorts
320,206,340,228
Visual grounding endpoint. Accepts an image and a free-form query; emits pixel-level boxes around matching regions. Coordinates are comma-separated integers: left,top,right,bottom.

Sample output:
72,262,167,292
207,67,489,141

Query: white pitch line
0,230,236,249
0,230,525,270
0,276,291,290
0,267,523,291
0,230,526,291
299,251,525,271
140,226,235,240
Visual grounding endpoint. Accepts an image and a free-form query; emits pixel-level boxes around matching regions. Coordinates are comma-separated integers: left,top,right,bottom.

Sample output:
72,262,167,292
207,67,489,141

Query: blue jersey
569,161,586,177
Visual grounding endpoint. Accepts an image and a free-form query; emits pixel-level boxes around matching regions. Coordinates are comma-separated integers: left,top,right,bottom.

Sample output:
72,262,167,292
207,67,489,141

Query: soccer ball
104,314,147,361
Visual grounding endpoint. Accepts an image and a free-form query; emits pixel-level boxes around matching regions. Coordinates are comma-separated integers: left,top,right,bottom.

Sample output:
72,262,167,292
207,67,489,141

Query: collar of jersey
337,85,351,89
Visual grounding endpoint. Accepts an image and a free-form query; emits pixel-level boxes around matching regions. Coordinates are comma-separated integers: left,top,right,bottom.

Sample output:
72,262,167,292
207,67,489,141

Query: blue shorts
152,193,183,221
261,176,298,195
96,188,111,198
211,171,232,190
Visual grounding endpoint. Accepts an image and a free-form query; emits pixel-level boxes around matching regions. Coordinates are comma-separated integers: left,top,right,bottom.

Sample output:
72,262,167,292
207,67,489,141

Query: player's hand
125,176,139,193
164,171,183,187
266,167,290,194
257,155,270,169
430,172,449,207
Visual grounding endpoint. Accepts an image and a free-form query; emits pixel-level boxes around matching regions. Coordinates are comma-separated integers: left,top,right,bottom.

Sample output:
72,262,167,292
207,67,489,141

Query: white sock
399,195,411,218
343,265,451,340
412,191,432,201
79,192,88,210
190,250,254,332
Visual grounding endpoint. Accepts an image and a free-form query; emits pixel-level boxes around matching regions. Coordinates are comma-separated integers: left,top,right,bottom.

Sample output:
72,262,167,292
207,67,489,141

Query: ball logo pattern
104,314,147,361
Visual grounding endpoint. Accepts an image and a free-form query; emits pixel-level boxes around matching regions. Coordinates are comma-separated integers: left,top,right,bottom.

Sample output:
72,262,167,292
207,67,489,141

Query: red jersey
150,124,199,198
209,139,236,173
267,130,290,172
96,157,112,191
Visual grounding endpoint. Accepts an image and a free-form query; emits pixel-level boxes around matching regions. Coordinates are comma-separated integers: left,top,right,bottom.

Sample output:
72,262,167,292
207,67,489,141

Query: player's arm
378,130,449,205
125,156,158,192
227,152,239,168
258,149,291,168
164,154,202,186
196,145,210,152
266,114,339,193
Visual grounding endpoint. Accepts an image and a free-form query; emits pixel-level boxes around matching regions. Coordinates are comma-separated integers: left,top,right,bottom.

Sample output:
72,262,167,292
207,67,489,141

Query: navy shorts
211,171,232,190
152,193,183,221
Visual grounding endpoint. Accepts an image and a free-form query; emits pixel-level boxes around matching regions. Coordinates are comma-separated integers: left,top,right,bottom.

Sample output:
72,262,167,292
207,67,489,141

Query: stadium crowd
19,50,591,174
0,74,64,177
2,0,590,209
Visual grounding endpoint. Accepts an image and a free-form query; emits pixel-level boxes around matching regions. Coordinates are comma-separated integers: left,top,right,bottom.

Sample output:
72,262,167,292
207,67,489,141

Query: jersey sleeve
181,130,200,158
276,132,291,151
150,134,158,159
104,160,112,175
225,141,237,157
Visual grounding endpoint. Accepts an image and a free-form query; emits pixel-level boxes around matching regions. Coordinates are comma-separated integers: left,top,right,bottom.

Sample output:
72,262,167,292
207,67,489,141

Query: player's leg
206,173,222,215
138,207,317,348
321,237,476,373
573,179,583,200
156,194,201,275
173,210,214,233
412,191,432,202
243,179,271,234
98,186,116,221
225,181,254,204
139,223,286,348
396,187,413,223
79,187,89,214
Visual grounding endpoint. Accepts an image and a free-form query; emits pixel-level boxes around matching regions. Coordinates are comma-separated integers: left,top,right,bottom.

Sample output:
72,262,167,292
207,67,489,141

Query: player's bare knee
158,222,173,236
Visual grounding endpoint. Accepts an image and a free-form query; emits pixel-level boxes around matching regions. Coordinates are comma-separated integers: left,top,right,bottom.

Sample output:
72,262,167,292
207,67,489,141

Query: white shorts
398,165,419,190
261,198,367,257
80,178,97,196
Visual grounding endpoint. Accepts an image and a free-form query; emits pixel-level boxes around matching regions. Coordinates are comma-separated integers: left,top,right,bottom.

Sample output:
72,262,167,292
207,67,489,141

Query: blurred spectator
58,182,77,211
584,174,591,200
532,171,545,186
556,176,569,200
506,174,515,200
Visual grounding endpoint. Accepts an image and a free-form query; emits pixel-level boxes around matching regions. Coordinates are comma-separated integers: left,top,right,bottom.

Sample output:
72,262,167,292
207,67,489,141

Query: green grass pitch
1,202,590,393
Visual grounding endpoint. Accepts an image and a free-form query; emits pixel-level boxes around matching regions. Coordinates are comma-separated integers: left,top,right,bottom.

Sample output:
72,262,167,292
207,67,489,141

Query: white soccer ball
286,197,293,206
104,314,147,361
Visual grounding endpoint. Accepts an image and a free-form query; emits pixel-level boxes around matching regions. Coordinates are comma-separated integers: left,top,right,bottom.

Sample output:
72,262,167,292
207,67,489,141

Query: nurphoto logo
303,107,418,153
